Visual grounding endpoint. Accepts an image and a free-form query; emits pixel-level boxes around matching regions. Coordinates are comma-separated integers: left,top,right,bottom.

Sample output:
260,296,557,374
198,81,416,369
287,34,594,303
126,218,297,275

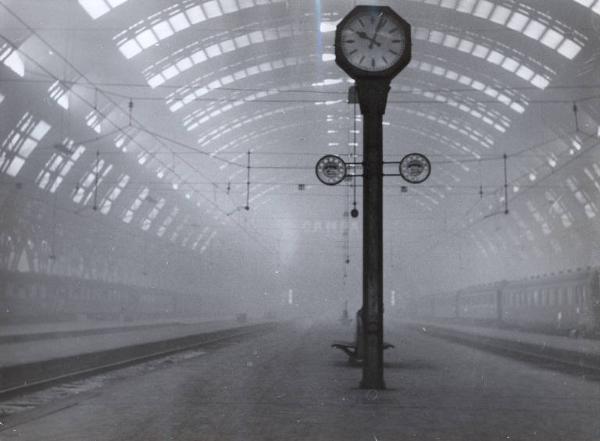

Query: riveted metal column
357,79,389,390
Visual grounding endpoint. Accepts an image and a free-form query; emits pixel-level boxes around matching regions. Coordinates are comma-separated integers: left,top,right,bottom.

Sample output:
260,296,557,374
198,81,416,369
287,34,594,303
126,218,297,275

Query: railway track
0,322,278,402
413,323,600,379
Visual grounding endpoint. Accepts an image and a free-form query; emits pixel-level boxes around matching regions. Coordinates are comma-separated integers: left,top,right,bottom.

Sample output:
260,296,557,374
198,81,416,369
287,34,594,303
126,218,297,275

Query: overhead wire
0,1,277,255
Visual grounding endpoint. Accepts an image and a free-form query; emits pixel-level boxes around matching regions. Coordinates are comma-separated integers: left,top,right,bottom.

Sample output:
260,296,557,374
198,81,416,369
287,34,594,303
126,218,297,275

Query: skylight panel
5,157,25,177
171,56,306,114
148,74,165,88
136,30,158,49
428,31,444,44
585,204,597,219
442,35,459,48
0,45,25,77
36,140,86,193
506,12,529,32
432,66,445,76
458,75,471,85
440,0,458,7
86,110,102,133
445,70,458,80
169,13,190,32
516,65,534,81
122,186,149,224
191,50,207,63
176,58,193,72
118,39,142,58
501,58,519,72
473,0,494,19
220,40,235,52
456,0,477,14
490,5,511,24
471,80,485,91
484,87,498,98
186,6,206,24
220,0,239,13
523,20,546,40
249,31,264,44
73,159,112,205
557,39,582,59
532,73,549,88
320,21,338,33
456,40,474,53
472,45,489,58
162,65,178,79
413,1,585,60
235,35,251,48
170,102,184,114
153,21,174,40
510,102,525,113
30,120,51,141
414,28,550,89
49,81,70,109
205,44,221,57
540,28,564,49
574,0,595,6
78,0,110,19
203,0,223,18
264,29,278,41
487,51,504,65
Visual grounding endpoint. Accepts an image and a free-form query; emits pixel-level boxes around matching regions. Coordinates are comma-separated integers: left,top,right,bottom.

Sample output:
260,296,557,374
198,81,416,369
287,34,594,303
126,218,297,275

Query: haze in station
1,0,600,439
2,0,598,322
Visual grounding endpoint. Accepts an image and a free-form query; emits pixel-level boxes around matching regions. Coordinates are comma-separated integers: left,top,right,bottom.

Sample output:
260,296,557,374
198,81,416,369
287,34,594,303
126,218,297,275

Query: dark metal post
357,79,390,390
503,153,509,215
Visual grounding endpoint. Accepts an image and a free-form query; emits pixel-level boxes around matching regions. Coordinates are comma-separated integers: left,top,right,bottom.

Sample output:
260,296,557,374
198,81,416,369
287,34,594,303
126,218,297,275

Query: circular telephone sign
399,153,431,184
316,155,347,186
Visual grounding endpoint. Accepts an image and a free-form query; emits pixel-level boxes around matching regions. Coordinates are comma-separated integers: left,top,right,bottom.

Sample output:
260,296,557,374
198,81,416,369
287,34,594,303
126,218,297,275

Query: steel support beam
357,79,390,390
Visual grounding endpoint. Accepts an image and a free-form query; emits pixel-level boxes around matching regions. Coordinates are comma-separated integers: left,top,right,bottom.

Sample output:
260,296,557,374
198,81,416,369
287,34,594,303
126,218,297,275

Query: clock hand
369,16,386,49
356,30,382,47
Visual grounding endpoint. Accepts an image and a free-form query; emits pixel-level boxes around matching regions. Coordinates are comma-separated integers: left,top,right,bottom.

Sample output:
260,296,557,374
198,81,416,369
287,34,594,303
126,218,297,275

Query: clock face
340,9,407,72
316,155,347,186
399,153,431,184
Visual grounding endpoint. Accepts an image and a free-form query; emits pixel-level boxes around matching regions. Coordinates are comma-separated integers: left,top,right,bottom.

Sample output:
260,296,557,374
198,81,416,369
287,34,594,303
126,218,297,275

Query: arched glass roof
1,0,600,303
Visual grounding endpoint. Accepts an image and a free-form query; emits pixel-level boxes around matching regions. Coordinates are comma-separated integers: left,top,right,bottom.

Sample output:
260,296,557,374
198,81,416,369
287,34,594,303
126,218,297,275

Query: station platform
1,320,600,440
400,319,600,372
0,318,274,395
0,318,220,343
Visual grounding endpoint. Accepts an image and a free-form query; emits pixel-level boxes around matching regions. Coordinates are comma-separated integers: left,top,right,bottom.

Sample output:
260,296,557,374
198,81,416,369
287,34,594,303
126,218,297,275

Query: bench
332,309,394,363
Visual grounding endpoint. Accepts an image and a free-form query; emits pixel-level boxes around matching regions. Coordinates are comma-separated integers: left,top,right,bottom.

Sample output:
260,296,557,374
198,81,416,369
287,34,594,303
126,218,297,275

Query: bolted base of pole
359,379,386,390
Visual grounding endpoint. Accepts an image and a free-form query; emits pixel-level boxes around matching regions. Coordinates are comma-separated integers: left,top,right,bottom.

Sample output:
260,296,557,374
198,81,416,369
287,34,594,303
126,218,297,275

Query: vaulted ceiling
1,0,600,313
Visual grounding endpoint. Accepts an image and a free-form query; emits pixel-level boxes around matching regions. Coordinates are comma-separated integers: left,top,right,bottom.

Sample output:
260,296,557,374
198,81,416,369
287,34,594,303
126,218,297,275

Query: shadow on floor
330,359,438,371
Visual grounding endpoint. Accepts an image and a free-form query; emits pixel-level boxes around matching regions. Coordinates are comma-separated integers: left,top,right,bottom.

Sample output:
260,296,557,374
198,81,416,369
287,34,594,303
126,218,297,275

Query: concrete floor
1,320,600,441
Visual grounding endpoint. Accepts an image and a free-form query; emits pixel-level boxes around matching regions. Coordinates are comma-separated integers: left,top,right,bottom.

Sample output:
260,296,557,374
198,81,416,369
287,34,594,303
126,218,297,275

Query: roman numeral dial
338,9,408,73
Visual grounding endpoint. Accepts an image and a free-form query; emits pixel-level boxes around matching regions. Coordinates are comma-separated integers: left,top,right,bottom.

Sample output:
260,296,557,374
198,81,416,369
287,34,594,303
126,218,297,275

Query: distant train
412,268,600,335
0,269,203,324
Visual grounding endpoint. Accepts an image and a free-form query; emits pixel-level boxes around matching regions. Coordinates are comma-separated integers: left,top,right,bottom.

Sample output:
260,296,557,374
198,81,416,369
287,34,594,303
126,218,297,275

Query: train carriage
457,283,505,322
414,268,600,335
502,270,599,333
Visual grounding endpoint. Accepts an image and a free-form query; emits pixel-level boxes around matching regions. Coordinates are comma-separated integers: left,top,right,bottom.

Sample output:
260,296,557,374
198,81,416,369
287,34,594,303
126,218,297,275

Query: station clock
335,6,412,80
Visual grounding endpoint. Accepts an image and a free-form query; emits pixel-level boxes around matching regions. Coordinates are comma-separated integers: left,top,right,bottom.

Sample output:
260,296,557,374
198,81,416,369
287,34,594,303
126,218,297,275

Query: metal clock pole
316,5,426,391
357,79,390,389
334,6,412,391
